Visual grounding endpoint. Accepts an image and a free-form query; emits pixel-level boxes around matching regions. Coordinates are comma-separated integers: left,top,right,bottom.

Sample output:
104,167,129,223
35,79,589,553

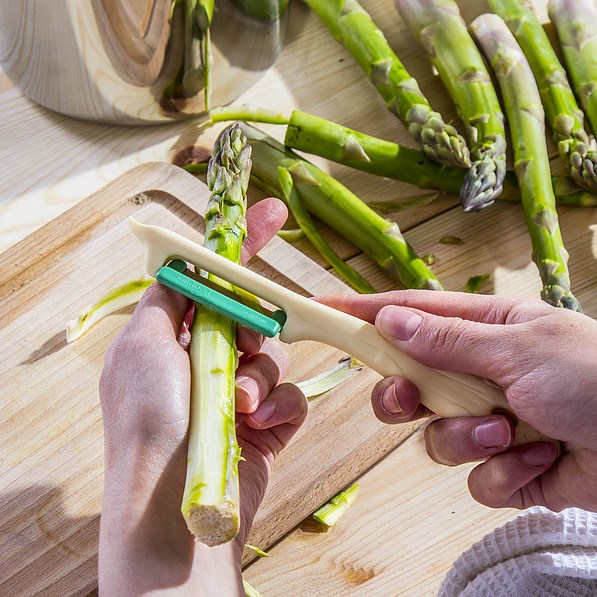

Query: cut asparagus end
460,153,507,212
183,499,240,546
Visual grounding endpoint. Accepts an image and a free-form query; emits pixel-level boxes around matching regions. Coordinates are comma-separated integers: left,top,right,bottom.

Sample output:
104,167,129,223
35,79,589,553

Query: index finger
316,290,549,325
241,198,288,265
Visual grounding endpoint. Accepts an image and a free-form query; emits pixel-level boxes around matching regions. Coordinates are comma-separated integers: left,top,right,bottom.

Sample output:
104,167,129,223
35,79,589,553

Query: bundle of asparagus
395,0,508,212
472,14,582,311
488,0,597,191
181,123,250,545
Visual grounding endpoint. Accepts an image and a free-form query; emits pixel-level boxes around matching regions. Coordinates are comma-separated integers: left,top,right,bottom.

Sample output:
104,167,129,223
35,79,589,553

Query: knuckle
428,318,469,354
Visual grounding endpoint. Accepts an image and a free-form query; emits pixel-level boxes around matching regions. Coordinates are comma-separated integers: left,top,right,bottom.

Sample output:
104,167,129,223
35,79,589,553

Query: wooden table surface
2,1,596,595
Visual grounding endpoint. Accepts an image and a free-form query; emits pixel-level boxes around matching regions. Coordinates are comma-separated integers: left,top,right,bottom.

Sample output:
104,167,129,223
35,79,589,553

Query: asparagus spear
395,0,507,211
277,166,377,293
210,105,597,207
286,110,597,206
472,14,581,311
240,123,443,291
302,0,471,170
488,0,597,190
181,124,251,545
548,0,597,141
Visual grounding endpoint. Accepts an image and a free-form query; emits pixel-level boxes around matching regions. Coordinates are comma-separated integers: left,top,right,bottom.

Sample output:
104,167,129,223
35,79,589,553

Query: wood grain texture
0,163,420,596
245,430,518,596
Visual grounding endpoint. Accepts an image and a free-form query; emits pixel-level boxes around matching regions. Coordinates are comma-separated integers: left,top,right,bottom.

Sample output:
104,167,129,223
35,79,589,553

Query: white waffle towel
440,507,597,597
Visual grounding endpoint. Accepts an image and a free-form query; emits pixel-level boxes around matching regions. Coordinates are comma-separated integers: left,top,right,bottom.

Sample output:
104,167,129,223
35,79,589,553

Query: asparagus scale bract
303,0,470,169
472,14,581,311
396,0,507,211
240,123,443,291
488,0,597,190
181,123,251,545
548,0,597,142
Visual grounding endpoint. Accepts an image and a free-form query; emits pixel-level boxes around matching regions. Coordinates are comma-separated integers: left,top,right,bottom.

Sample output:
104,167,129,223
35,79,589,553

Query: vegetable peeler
130,218,546,444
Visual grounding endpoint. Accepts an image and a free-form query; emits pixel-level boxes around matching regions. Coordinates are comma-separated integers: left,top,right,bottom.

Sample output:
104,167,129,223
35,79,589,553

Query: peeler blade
156,259,287,338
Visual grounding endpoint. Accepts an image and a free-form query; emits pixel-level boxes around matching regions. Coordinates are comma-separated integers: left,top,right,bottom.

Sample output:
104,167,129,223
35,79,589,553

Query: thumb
375,305,507,379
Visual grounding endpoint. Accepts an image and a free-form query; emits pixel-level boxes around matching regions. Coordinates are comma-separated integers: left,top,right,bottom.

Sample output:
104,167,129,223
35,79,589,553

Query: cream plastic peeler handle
130,219,547,444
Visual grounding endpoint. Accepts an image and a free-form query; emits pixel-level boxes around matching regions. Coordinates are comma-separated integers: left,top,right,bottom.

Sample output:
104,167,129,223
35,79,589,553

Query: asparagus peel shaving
472,14,581,311
240,123,443,291
313,482,360,527
277,166,377,294
296,356,364,398
181,123,251,545
243,580,263,597
66,278,153,342
488,0,597,190
303,0,470,169
395,0,507,211
548,0,597,143
208,106,597,207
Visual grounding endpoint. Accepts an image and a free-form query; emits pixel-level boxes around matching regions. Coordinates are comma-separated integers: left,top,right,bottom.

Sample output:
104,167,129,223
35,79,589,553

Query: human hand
321,291,597,513
98,198,308,596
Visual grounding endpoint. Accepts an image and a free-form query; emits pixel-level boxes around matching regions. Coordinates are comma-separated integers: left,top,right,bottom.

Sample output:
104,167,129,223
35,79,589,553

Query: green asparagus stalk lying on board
302,0,471,170
548,0,597,142
181,123,250,545
472,14,581,312
395,0,507,212
277,166,377,293
238,123,443,291
488,0,597,191
209,105,597,207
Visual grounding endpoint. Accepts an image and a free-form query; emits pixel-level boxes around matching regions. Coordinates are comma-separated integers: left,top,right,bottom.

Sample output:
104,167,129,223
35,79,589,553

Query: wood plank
245,429,517,596
0,163,422,596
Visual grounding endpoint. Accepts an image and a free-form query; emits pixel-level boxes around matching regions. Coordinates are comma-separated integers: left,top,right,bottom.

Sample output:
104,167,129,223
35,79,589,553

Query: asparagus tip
407,108,472,169
542,286,583,312
567,145,597,192
460,154,507,212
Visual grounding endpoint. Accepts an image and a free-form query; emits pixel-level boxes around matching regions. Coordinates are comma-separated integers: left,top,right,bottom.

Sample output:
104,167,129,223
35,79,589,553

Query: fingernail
250,401,276,424
473,419,512,449
522,443,558,467
381,383,403,414
235,376,260,409
377,307,422,341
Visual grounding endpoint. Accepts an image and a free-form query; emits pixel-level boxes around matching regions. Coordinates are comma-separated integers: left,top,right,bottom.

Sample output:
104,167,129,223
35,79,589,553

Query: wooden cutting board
0,163,421,596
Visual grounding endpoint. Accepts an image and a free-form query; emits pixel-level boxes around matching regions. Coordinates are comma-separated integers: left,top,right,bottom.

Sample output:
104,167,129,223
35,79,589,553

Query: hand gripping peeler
129,218,546,444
